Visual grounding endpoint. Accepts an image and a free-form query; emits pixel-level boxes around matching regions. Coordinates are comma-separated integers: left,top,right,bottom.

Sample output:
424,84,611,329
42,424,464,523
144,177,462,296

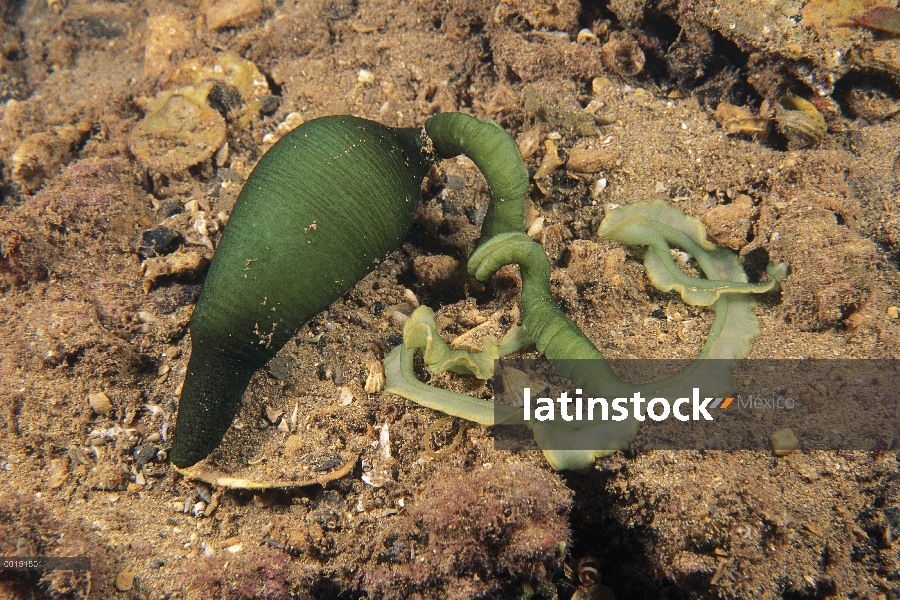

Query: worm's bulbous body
170,116,432,467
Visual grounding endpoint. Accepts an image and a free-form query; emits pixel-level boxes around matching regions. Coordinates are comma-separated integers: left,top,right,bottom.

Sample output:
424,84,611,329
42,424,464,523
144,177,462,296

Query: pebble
258,94,281,115
115,569,135,592
88,391,113,416
566,146,619,173
205,0,263,31
133,444,158,467
888,306,899,319
771,428,799,456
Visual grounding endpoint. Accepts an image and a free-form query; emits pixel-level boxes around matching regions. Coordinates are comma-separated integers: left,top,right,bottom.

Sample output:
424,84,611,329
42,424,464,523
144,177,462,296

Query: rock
205,0,263,31
413,255,467,290
141,249,212,293
133,444,158,468
138,227,181,259
258,94,281,115
566,145,619,174
600,32,645,77
493,0,580,30
115,568,134,592
11,122,92,193
701,194,756,251
47,458,69,489
129,83,226,175
88,391,113,416
771,428,799,456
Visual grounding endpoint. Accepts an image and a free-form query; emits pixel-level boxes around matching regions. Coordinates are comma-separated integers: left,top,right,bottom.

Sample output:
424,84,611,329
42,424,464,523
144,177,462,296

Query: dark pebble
207,83,243,118
650,308,666,320
158,200,182,218
149,558,165,569
373,301,386,317
133,444,158,467
138,227,181,259
386,334,403,347
268,355,295,381
259,94,281,115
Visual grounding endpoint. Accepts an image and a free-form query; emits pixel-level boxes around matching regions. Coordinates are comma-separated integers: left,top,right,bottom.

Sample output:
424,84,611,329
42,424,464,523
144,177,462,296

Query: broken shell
526,216,545,237
48,458,69,488
265,406,284,424
776,95,826,148
713,102,769,136
533,140,564,179
516,128,542,160
365,361,386,393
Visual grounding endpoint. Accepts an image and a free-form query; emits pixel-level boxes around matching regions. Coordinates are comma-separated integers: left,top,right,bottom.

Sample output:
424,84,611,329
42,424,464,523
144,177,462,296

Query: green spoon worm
424,113,528,247
170,116,433,468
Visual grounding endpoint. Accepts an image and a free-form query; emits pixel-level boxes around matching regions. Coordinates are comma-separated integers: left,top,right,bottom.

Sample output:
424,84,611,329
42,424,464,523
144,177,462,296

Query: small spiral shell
775,95,826,148
576,555,601,585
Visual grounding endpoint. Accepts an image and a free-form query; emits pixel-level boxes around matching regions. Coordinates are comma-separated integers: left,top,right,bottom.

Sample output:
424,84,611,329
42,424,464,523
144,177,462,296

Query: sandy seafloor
1,0,900,598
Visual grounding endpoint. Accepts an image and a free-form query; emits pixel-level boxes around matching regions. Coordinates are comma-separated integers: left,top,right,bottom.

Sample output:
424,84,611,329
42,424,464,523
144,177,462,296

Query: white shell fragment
365,361,386,393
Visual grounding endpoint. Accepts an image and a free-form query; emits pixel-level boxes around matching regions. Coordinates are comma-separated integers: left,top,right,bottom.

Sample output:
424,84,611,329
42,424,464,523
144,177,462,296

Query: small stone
592,76,613,97
159,199,183,218
138,227,181,258
115,569,134,591
133,444,158,467
566,146,619,173
268,356,295,381
258,94,281,115
88,391,113,416
888,306,899,319
205,0,263,31
771,428,799,456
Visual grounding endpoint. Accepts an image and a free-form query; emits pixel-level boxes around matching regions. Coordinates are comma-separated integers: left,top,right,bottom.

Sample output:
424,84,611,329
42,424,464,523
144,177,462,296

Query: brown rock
566,145,619,173
88,391,114,416
11,123,92,193
115,569,134,591
205,0,263,31
701,194,756,251
413,255,467,290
